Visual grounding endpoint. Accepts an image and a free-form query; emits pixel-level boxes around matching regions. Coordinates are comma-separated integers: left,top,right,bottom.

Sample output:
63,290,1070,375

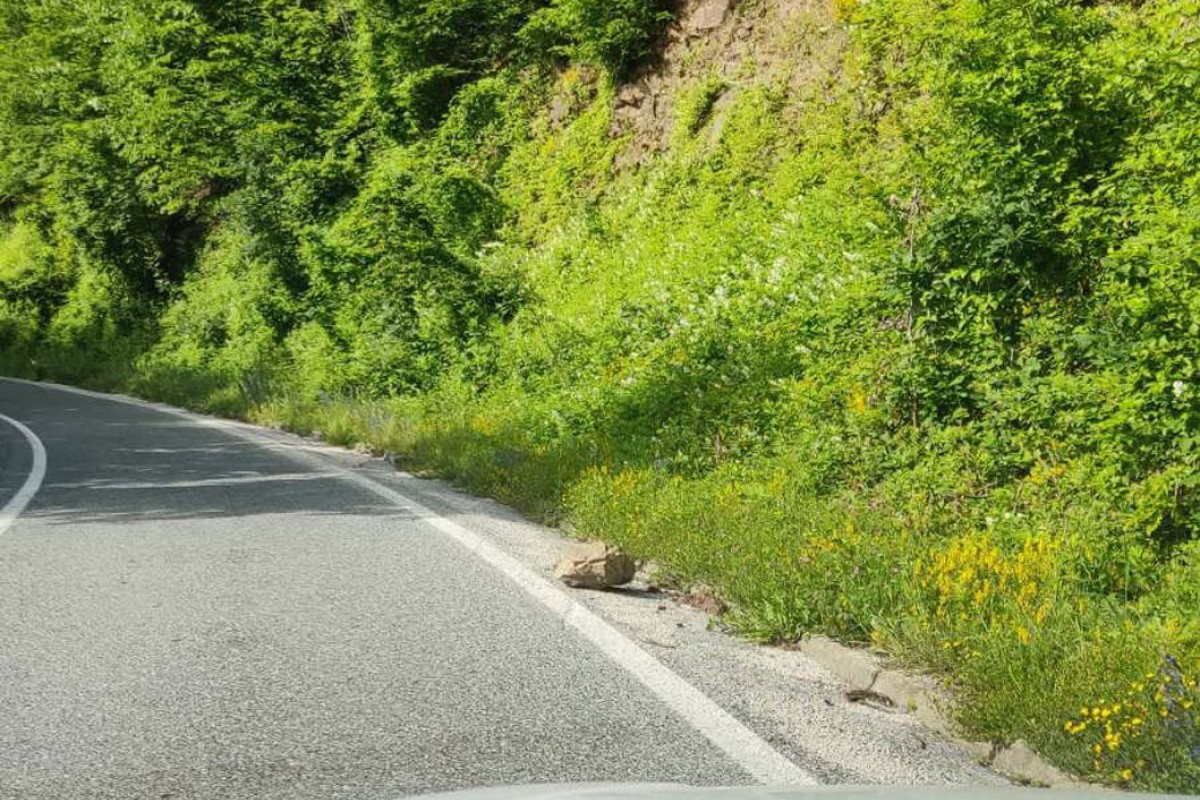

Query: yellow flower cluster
848,390,868,415
1067,702,1142,750
918,532,1057,635
1066,663,1199,784
605,467,643,495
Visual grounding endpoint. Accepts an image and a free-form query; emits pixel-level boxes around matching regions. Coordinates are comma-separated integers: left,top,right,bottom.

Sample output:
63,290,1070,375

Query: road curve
0,378,769,799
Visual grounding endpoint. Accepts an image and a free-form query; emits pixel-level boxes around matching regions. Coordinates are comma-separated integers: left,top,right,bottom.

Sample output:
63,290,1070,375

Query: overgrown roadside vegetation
2,0,1199,789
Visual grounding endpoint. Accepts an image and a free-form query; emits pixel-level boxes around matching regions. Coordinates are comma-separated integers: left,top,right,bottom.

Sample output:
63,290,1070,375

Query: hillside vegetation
2,0,1199,788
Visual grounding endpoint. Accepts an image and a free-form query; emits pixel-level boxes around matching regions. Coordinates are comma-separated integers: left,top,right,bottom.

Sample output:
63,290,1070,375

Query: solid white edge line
0,377,816,785
0,411,48,537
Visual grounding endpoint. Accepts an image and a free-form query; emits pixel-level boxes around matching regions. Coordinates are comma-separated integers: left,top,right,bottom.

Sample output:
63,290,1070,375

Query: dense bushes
3,0,1200,789
521,0,673,73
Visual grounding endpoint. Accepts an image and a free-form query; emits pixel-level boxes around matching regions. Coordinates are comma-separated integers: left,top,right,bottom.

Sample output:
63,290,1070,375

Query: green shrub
673,74,726,141
520,0,672,74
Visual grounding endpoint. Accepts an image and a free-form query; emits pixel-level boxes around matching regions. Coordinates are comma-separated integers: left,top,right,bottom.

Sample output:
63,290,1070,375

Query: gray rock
689,0,733,32
616,84,647,107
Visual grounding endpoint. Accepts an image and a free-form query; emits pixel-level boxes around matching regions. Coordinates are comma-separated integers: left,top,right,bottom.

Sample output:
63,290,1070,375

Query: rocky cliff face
601,0,846,168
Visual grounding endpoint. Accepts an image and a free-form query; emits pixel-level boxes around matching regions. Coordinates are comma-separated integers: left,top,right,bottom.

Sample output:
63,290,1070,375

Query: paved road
0,379,773,799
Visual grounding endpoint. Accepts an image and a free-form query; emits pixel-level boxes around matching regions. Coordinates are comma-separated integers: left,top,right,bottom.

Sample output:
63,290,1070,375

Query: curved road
0,378,770,799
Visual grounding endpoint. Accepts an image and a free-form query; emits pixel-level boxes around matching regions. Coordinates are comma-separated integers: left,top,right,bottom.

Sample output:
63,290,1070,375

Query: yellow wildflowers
918,532,1058,642
1065,658,1200,786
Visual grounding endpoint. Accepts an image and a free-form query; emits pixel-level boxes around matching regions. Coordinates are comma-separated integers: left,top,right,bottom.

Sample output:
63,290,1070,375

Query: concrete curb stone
796,634,1081,788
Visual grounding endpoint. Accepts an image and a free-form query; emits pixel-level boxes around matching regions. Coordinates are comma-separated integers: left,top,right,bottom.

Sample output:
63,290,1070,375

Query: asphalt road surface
0,378,997,800
0,378,793,799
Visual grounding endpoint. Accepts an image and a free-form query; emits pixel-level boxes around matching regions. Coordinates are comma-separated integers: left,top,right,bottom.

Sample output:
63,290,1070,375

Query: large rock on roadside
555,542,636,589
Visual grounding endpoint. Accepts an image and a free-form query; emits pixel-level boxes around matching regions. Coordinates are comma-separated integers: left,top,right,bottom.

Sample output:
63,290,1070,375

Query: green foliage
5,0,1200,789
353,0,542,136
0,220,60,318
137,221,291,412
673,74,726,142
520,0,673,74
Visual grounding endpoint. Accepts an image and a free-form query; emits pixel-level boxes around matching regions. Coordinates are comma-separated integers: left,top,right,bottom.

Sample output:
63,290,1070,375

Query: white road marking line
0,411,47,537
0,377,817,785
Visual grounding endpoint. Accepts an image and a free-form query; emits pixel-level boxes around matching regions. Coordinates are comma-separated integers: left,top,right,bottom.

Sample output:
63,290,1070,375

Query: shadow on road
19,413,414,527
